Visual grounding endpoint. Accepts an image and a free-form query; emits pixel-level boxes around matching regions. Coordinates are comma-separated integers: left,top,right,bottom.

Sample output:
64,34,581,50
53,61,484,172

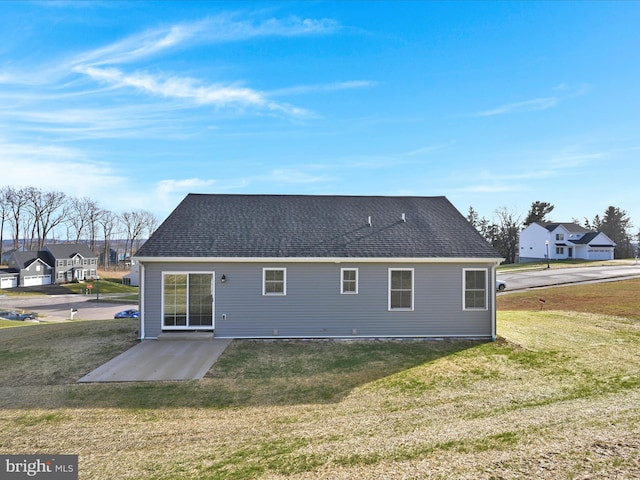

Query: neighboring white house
519,222,616,262
122,260,139,286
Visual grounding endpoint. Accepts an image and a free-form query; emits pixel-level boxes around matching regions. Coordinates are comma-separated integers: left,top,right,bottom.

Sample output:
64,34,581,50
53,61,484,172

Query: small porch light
220,274,226,283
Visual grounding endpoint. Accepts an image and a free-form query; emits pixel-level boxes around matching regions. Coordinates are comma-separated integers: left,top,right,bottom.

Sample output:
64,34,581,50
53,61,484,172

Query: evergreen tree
598,206,633,258
524,201,554,226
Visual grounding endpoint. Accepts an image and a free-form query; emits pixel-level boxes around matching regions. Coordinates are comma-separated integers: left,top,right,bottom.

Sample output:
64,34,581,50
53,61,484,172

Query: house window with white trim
389,269,414,310
163,272,213,328
263,268,286,295
556,247,564,255
341,268,358,294
464,269,487,310
556,233,564,241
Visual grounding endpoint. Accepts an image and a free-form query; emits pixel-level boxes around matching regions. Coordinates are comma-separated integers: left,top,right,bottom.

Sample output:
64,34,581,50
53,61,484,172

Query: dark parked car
0,310,38,321
114,309,139,319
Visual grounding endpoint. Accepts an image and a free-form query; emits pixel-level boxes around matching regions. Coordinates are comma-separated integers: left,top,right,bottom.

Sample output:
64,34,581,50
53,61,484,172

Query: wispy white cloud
70,21,209,67
60,14,340,118
474,84,589,117
265,168,332,185
456,146,606,196
156,178,216,195
547,152,608,168
0,139,126,200
74,66,314,117
70,15,339,68
458,184,521,193
271,80,376,96
475,97,559,117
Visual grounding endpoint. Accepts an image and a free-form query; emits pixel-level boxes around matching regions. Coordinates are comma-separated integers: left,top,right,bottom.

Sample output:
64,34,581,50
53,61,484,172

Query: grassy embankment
0,279,638,479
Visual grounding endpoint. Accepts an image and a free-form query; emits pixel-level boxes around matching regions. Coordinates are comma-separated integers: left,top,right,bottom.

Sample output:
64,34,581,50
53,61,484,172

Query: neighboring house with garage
0,270,19,289
135,194,503,341
4,244,98,287
6,251,54,287
519,222,616,262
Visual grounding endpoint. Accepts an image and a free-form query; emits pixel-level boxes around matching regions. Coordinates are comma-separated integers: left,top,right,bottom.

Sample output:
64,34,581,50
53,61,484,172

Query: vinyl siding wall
141,261,495,339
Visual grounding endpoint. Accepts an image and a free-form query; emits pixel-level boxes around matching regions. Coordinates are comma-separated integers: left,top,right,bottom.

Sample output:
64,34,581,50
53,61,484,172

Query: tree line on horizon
467,201,638,264
0,186,158,268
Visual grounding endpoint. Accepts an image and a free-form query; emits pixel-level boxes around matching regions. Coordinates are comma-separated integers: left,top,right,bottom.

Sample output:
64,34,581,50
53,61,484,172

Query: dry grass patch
498,278,640,320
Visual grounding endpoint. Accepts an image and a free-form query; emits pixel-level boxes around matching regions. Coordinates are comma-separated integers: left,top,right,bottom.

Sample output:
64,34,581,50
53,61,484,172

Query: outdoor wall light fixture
221,274,226,283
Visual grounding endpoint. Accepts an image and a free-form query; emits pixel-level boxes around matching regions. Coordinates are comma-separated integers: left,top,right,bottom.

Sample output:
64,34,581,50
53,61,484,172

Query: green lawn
0,281,639,479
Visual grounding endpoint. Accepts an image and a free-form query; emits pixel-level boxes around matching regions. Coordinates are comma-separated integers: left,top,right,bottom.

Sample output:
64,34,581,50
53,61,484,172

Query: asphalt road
497,262,640,291
0,294,137,322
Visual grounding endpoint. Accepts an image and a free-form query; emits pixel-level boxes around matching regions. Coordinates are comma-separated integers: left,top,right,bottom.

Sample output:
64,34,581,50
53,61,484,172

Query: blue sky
1,1,639,229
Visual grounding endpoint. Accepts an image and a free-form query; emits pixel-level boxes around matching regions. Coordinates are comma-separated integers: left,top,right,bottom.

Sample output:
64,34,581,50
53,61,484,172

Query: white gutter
136,256,504,265
491,266,497,341
139,262,145,340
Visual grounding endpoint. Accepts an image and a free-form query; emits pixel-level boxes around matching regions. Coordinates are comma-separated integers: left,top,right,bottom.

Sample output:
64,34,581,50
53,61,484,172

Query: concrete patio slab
78,338,232,382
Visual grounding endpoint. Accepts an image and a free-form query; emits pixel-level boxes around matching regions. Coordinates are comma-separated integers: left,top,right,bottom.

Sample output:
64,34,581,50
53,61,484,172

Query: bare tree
5,187,30,251
66,197,103,250
25,187,68,250
120,210,148,261
0,187,10,260
86,201,103,252
143,211,159,238
98,210,118,269
493,206,523,264
67,197,92,244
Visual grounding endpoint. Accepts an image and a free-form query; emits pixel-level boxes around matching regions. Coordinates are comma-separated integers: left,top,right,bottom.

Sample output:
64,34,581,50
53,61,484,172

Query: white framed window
463,269,488,310
556,247,564,255
388,268,414,311
340,268,358,294
263,268,286,295
556,233,564,241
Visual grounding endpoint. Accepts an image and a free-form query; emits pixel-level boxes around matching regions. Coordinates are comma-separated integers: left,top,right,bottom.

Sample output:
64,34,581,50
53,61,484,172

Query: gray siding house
43,244,98,284
135,194,503,341
5,244,98,286
6,251,53,287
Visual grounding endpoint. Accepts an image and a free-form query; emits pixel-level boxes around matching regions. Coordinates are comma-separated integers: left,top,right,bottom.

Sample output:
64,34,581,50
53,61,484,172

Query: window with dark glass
263,268,286,295
341,268,358,294
389,269,413,310
464,269,487,310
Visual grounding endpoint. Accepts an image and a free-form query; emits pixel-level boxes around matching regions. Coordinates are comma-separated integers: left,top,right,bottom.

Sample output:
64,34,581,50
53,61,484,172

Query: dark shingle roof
11,251,45,269
570,232,615,246
540,222,591,234
45,244,97,259
136,194,501,259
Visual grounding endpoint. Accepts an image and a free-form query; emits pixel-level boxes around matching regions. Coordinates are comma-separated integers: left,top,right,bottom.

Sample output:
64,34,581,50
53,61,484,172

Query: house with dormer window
519,222,616,262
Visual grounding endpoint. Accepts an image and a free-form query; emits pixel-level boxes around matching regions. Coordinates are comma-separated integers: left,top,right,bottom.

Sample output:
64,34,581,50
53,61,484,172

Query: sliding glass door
163,272,214,329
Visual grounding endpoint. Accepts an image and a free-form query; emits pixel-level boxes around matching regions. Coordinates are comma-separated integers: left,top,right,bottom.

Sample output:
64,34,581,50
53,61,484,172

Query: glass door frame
161,271,215,331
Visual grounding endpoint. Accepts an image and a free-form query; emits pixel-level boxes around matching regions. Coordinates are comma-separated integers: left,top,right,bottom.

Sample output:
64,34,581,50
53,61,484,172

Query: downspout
139,262,145,340
491,264,498,341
